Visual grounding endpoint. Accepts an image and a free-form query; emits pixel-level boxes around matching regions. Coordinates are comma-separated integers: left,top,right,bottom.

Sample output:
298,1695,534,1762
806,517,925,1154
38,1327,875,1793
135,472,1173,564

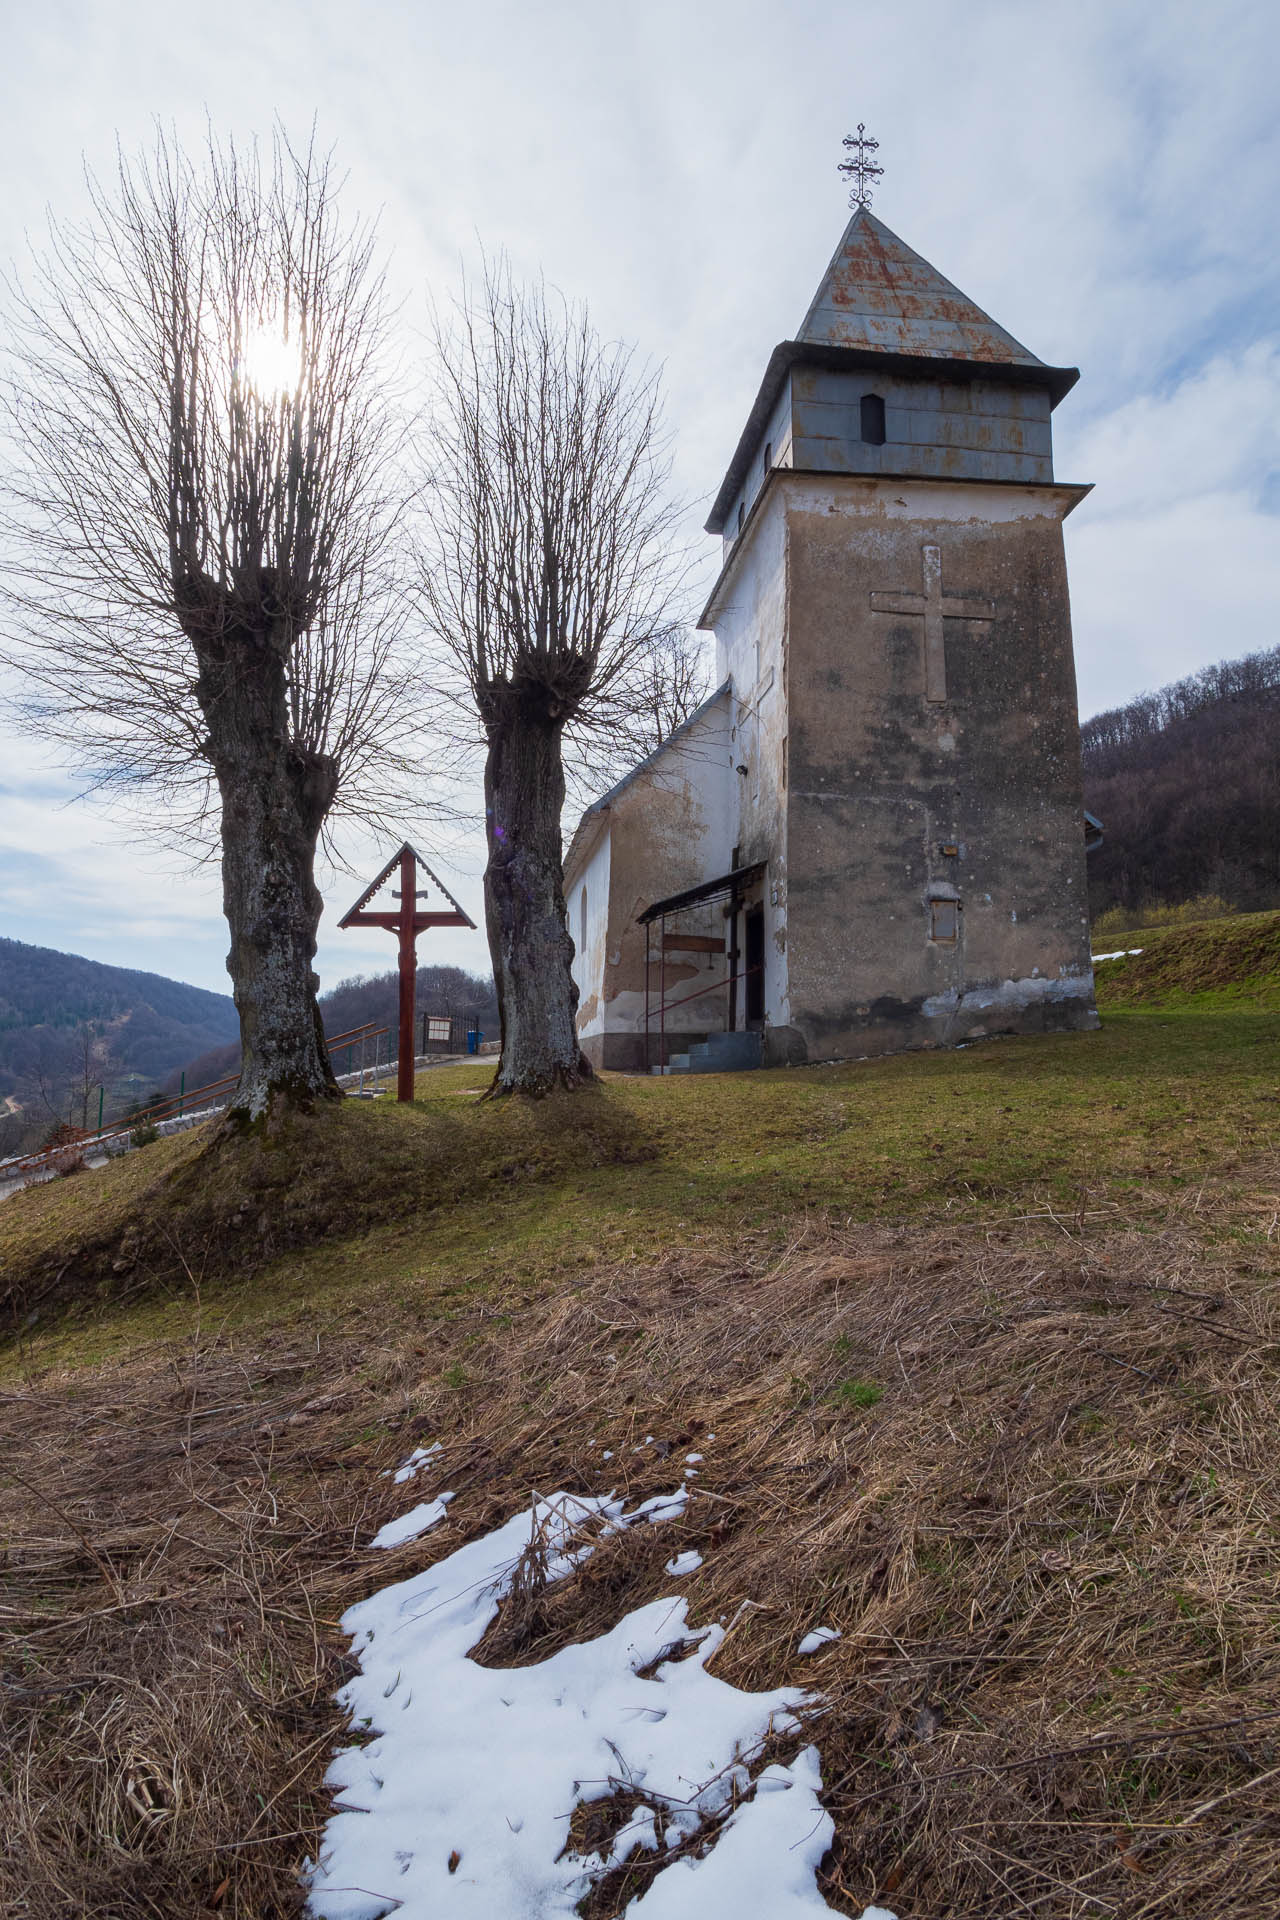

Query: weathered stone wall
780,472,1096,1059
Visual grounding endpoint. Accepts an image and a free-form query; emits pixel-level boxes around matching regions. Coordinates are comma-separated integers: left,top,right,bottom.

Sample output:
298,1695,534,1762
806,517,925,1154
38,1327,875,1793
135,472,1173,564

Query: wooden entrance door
745,905,765,1028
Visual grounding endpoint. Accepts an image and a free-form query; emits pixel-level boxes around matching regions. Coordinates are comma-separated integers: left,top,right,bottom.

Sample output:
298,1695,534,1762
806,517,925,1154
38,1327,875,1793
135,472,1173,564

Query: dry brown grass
399,1159,1280,1918
0,1083,654,1338
0,1314,427,1917
3,1155,1278,1917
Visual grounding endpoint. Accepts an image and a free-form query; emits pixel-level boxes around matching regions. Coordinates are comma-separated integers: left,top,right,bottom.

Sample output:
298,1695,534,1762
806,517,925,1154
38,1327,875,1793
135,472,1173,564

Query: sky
0,0,1277,997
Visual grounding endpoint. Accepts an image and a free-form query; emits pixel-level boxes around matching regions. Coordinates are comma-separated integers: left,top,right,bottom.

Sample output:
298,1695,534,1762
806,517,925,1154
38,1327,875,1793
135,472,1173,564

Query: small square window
929,899,959,943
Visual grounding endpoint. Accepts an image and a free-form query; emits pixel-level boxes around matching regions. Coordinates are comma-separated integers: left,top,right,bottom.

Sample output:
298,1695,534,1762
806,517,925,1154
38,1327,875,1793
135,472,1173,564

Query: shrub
830,1377,883,1410
1093,895,1237,937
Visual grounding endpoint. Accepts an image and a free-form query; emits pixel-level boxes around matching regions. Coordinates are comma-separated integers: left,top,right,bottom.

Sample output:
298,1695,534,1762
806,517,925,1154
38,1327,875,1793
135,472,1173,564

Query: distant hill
0,938,239,1127
1082,644,1280,921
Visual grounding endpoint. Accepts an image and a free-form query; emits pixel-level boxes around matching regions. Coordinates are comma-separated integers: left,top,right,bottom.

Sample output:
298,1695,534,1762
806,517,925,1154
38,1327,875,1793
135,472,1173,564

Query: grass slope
2,914,1278,1917
1093,909,1280,1009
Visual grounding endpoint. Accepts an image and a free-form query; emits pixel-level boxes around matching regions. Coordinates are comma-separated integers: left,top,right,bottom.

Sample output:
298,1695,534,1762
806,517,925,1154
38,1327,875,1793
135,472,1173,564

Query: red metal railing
643,963,761,1071
3,1021,390,1180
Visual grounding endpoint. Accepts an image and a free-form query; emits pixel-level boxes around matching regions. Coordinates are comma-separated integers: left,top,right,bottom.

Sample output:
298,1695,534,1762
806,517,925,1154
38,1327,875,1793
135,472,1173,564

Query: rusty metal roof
704,209,1078,535
798,207,1046,366
637,861,767,926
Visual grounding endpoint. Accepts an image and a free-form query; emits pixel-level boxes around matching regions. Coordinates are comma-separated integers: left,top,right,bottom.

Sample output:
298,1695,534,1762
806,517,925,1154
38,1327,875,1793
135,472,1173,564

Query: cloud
1064,344,1280,710
0,0,1276,976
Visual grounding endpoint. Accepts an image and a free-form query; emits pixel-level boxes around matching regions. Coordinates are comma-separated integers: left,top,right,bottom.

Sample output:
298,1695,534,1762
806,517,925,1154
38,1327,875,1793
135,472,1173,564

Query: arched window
860,392,886,446
736,500,745,534
579,886,588,956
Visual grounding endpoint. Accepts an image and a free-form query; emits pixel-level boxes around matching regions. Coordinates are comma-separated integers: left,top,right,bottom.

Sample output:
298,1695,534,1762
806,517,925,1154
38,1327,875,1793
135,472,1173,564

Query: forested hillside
0,938,498,1153
1082,644,1280,921
0,938,239,1146
171,964,500,1094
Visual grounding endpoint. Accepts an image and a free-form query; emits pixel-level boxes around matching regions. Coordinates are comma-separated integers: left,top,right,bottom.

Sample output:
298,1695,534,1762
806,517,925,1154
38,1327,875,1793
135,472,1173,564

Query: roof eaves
699,471,1092,629
563,681,733,876
576,680,733,817
563,802,611,882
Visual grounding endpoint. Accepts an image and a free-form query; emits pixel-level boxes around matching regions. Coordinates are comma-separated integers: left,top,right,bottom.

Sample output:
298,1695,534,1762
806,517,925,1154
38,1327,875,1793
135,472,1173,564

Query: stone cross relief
870,544,995,703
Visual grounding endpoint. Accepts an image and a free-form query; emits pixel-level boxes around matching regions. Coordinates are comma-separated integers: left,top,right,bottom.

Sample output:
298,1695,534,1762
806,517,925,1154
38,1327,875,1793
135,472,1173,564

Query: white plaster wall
780,474,1089,532
709,488,792,1032
720,374,794,566
568,826,612,1042
598,693,737,1046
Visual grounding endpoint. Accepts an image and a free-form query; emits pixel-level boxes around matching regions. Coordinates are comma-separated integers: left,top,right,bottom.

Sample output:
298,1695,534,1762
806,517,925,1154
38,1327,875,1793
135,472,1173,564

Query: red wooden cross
338,844,476,1102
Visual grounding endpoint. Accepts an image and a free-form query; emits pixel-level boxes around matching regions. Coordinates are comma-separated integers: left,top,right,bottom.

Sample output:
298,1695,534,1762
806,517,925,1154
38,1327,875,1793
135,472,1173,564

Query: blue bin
467,1029,482,1055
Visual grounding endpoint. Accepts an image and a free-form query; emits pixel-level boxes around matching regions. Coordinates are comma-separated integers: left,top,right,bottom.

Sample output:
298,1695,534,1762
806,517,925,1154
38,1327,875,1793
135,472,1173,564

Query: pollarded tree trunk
482,688,592,1096
186,602,342,1130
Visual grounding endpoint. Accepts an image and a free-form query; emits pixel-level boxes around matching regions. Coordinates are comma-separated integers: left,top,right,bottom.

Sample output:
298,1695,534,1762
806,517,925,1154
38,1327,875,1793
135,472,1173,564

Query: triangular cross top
338,844,476,1103
338,842,475,934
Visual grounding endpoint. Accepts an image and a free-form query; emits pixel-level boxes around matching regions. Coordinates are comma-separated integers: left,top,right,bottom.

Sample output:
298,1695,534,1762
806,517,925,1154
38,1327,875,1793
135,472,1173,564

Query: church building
565,160,1099,1073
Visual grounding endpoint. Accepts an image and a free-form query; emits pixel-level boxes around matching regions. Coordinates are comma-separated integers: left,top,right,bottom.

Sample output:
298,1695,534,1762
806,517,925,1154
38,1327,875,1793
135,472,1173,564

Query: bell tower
699,138,1098,1059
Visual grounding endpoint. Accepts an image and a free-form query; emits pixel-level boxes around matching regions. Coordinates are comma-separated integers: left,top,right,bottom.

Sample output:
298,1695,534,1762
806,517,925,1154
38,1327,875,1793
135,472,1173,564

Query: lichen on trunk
483,691,593,1097
189,603,342,1130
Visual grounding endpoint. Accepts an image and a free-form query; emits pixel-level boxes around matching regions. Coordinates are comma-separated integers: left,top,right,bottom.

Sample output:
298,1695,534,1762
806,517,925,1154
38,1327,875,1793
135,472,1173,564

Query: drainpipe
727,905,740,1033
644,924,651,1072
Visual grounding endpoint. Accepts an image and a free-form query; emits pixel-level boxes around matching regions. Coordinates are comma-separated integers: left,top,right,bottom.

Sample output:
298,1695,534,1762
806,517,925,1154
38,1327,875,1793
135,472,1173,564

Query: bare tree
417,264,686,1096
68,1021,111,1134
24,1021,111,1134
1,128,422,1131
600,624,710,761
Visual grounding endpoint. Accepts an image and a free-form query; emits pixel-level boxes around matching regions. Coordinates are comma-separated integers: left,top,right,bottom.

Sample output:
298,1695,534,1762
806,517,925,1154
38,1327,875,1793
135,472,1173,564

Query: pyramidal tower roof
798,205,1044,370
705,204,1078,534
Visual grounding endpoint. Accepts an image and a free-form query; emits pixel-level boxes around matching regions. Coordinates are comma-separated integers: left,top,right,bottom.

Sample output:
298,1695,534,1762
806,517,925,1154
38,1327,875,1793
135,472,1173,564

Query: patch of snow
797,1628,841,1655
1091,947,1144,962
370,1492,455,1550
923,969,1093,1021
665,1551,703,1577
602,1450,614,1460
309,1490,837,1920
685,1453,704,1465
631,1487,690,1525
388,1442,443,1485
623,1745,840,1918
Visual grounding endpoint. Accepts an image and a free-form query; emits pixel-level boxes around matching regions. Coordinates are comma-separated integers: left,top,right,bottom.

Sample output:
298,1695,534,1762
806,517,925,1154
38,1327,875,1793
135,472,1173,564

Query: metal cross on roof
839,123,884,208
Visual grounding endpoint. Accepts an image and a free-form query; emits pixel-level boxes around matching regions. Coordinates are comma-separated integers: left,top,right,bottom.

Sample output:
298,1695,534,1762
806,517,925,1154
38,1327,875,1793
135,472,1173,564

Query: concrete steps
651,1031,764,1076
